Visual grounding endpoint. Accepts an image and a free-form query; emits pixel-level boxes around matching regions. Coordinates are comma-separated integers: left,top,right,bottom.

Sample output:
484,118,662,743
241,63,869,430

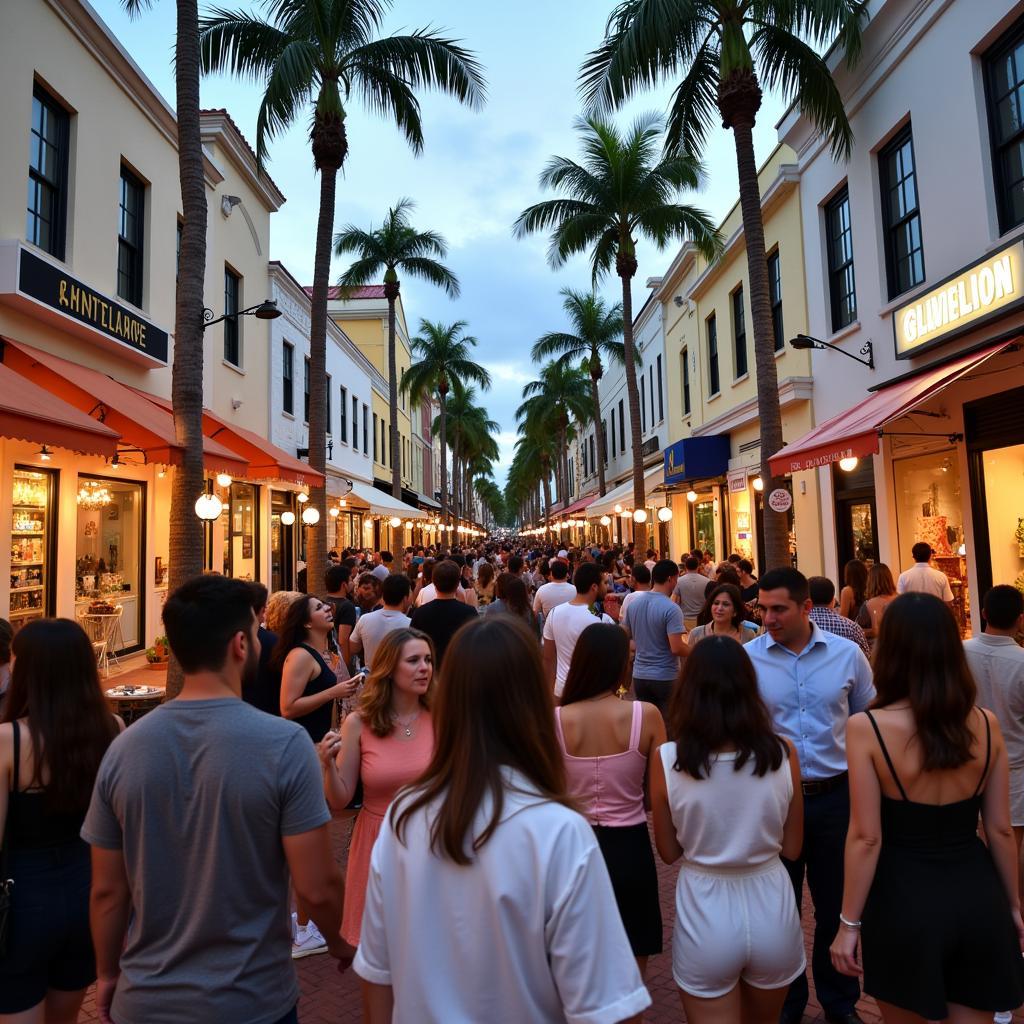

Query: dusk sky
92,0,788,487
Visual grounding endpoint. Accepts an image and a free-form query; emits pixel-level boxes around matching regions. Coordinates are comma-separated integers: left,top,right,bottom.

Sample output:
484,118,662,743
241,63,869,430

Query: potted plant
153,635,169,659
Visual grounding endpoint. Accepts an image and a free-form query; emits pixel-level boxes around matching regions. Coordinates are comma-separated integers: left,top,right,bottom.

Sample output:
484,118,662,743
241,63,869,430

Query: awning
129,390,322,488
556,494,597,519
345,479,427,519
0,360,120,457
768,339,1016,476
416,492,441,510
4,340,248,475
588,465,667,519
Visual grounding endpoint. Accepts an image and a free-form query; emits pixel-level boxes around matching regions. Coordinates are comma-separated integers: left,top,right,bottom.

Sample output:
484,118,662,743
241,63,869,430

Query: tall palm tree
402,319,491,526
531,288,626,497
581,0,867,567
514,114,719,545
124,0,207,697
440,388,498,522
200,0,485,582
334,199,459,499
511,429,558,538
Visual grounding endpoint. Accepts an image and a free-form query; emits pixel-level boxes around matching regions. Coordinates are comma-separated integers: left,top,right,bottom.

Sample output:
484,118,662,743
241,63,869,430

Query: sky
91,0,787,488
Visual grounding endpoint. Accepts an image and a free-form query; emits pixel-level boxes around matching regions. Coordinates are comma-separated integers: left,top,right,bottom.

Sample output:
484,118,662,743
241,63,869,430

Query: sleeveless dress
292,643,336,744
861,710,1024,1018
341,713,434,946
555,701,662,956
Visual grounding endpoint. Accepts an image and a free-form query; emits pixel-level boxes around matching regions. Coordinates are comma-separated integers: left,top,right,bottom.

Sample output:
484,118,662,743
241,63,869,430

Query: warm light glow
686,490,698,503
157,467,166,479
280,510,296,526
632,508,648,523
329,506,340,517
301,506,320,526
838,456,859,472
216,473,233,488
77,482,112,509
195,492,224,522
600,515,611,527
752,477,764,492
296,492,309,503
404,520,413,527
37,445,52,461
339,499,347,507
613,503,623,514
657,506,673,522
389,516,402,528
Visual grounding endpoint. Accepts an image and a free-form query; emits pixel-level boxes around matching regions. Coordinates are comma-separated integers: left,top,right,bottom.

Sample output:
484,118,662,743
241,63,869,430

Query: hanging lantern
389,516,402,528
686,490,698,503
632,508,648,523
600,515,611,527
329,506,340,518
838,457,859,472
195,492,224,521
216,473,233,488
296,492,309,503
280,510,296,526
301,506,320,526
613,503,623,514
657,506,673,522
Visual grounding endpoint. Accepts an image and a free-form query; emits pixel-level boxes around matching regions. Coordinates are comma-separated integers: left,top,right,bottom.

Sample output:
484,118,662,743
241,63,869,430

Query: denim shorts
0,839,96,1013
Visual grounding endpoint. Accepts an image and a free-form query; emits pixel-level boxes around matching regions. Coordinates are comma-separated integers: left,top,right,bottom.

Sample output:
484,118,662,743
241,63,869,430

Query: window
282,342,294,415
681,348,691,416
582,438,588,477
381,419,387,466
618,400,625,451
340,386,348,444
362,404,368,455
880,126,925,298
117,165,145,307
707,314,719,395
175,219,182,279
768,251,784,351
402,436,407,477
641,373,646,433
648,365,655,425
26,84,69,260
603,421,608,465
354,396,361,450
326,375,332,436
656,354,664,421
826,187,857,331
223,267,241,366
373,413,378,461
732,287,747,378
589,434,595,472
611,408,616,457
303,358,310,423
986,26,1024,233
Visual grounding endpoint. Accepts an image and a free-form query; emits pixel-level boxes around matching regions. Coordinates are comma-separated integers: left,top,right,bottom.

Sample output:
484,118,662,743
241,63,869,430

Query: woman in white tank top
650,635,804,1024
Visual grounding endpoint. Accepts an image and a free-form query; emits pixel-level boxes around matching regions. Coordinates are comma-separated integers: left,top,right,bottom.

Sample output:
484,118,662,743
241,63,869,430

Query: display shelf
10,584,44,592
9,609,43,619
11,531,45,536
12,504,47,511
10,560,44,567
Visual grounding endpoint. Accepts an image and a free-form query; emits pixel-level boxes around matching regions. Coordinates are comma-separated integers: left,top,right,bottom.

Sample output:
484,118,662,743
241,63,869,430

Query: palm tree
200,0,485,583
334,199,459,500
511,429,558,538
440,387,499,523
514,114,719,545
580,0,867,567
531,288,626,498
402,319,491,526
124,0,207,697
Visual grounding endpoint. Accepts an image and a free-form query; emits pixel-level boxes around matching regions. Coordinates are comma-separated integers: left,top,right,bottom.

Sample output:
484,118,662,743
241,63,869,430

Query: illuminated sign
893,240,1024,358
663,435,730,486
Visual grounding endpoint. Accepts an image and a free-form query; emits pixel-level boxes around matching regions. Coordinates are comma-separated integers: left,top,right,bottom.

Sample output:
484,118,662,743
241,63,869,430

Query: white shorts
672,857,806,999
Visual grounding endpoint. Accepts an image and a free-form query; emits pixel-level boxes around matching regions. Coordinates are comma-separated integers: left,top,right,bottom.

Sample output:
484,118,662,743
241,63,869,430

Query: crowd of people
1,536,1024,1024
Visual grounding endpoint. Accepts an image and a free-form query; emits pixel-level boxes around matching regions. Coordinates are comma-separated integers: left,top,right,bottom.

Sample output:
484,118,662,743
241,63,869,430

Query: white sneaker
291,922,328,959
994,1013,1013,1023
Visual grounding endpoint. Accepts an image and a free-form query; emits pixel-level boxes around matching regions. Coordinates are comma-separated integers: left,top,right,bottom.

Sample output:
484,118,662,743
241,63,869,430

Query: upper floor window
354,395,360,450
602,421,608,464
175,219,182,280
986,26,1024,233
326,374,332,437
223,267,241,366
589,435,596,473
373,413,378,461
880,126,925,298
768,250,784,351
303,357,310,423
282,342,294,415
825,186,857,332
27,85,69,260
618,400,625,451
363,404,368,454
732,286,747,378
340,385,348,443
656,354,664,422
117,164,145,307
648,365,655,425
707,313,719,395
681,348,691,416
640,372,646,433
611,408,616,457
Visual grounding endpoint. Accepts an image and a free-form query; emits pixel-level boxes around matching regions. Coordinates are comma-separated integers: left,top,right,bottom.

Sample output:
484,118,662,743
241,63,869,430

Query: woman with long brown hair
474,560,496,607
485,575,538,635
831,593,1024,1022
856,563,897,645
319,627,435,947
687,583,759,646
352,615,651,1023
0,619,122,1022
839,558,869,622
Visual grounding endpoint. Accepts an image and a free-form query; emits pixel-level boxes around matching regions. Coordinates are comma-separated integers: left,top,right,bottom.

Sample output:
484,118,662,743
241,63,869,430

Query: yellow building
657,144,823,575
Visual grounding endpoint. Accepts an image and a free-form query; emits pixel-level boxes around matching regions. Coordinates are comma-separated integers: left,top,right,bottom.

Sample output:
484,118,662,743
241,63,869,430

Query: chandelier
77,481,112,509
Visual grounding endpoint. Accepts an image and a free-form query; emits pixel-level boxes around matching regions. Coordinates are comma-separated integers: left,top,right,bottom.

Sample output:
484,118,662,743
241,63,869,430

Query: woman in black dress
832,592,1024,1022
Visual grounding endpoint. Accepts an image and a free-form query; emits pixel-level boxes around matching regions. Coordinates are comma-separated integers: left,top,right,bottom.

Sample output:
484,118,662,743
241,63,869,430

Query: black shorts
0,840,96,1013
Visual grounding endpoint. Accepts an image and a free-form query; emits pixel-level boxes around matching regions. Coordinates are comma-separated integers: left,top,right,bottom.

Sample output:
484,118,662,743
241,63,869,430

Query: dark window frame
26,83,70,260
618,400,625,451
611,407,616,457
656,354,664,421
326,373,332,437
602,421,608,465
117,163,145,307
768,250,784,352
879,125,925,299
223,265,241,366
707,313,720,395
303,357,310,424
640,372,646,433
682,347,691,416
282,342,294,415
825,186,858,332
362,404,368,454
985,21,1024,234
732,286,747,378
340,385,348,444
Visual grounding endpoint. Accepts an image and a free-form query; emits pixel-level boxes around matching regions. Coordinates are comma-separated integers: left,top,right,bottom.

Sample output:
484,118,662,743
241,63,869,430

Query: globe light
838,456,859,472
657,506,673,522
621,509,632,520
600,515,611,527
194,492,223,521
686,490,698,503
280,510,296,526
296,492,309,503
329,506,340,517
216,473,233,488
404,520,413,527
752,477,764,492
632,508,648,523
389,516,402,528
301,506,320,526
613,504,623,514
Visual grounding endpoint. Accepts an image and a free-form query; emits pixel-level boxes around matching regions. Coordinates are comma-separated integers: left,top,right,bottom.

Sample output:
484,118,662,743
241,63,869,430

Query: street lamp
280,510,296,526
839,456,860,472
789,333,874,370
633,509,648,523
194,492,223,521
202,299,282,330
657,506,673,522
301,506,320,526
686,490,698,503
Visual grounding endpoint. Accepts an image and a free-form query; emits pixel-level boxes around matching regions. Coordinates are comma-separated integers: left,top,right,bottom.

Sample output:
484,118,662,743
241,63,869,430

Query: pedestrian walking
808,576,872,658
0,618,11,719
541,562,612,698
474,561,496,607
532,559,576,622
621,559,687,718
686,583,759,647
674,556,710,632
319,628,435,947
839,559,868,622
324,565,358,669
409,560,478,670
746,567,874,1024
832,592,1024,1022
0,619,122,1022
620,563,652,617
896,542,955,606
82,575,352,1024
651,635,804,1024
349,573,412,671
856,563,897,648
556,623,665,977
353,615,651,1023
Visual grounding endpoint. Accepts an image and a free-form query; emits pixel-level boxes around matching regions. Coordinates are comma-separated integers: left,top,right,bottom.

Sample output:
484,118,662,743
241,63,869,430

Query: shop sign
893,239,1024,359
727,468,748,493
664,434,730,486
640,435,660,457
768,488,793,513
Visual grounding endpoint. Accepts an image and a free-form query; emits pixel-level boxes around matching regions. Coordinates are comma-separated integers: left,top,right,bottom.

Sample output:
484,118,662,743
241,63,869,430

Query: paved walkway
77,814,1019,1023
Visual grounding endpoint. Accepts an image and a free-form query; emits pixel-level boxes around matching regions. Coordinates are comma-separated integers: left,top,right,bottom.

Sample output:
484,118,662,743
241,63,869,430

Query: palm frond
400,257,460,298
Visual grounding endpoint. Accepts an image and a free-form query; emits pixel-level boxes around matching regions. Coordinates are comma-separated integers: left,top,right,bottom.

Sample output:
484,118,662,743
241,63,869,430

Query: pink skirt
341,808,384,946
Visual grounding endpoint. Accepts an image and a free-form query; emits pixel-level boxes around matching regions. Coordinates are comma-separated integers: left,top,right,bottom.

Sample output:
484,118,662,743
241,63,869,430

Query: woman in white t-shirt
650,635,804,1024
353,614,651,1024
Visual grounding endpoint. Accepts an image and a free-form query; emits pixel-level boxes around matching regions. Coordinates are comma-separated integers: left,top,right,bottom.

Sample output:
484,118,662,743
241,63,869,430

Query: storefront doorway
270,490,295,592
834,457,878,569
225,483,259,581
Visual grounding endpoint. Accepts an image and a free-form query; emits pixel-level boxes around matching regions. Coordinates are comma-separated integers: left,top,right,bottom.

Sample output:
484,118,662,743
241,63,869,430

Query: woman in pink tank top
556,622,666,976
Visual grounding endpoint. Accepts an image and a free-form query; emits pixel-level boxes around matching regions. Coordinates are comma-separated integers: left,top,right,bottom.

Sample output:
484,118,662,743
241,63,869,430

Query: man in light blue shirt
745,567,873,1024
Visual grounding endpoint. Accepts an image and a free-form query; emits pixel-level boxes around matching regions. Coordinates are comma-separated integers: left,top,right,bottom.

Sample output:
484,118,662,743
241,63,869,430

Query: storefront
660,436,730,561
587,465,668,550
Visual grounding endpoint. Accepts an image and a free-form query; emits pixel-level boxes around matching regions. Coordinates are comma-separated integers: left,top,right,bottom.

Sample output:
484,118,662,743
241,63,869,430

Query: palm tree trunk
591,366,607,497
166,0,206,698
541,465,552,540
729,104,788,570
618,255,645,549
385,285,401,500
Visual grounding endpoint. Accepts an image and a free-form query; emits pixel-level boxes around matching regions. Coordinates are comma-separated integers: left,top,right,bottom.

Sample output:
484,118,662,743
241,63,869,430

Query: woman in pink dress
319,627,435,946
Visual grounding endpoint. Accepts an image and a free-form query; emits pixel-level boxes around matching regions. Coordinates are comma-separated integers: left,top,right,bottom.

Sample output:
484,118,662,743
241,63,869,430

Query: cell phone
357,666,370,677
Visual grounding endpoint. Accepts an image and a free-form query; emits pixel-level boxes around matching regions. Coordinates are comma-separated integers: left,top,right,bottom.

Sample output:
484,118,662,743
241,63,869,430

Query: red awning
556,494,598,518
0,360,120,457
129,390,323,488
768,340,1016,475
3,340,248,476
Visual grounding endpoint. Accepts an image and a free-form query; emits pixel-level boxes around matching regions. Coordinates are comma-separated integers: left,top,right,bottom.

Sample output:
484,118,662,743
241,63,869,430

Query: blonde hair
265,590,303,633
358,627,435,737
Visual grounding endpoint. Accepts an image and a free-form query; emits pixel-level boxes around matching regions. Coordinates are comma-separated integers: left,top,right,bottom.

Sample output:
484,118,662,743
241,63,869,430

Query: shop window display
980,443,1024,596
10,467,56,630
224,483,257,580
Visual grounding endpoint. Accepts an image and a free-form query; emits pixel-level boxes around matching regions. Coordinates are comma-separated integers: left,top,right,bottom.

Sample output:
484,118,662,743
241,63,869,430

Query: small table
105,684,165,725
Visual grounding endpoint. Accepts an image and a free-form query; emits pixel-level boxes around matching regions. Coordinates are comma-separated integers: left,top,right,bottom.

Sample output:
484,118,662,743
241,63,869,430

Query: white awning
587,465,667,518
344,478,427,519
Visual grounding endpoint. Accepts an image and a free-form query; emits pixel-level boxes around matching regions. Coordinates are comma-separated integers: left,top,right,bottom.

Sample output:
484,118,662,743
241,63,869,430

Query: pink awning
556,494,598,518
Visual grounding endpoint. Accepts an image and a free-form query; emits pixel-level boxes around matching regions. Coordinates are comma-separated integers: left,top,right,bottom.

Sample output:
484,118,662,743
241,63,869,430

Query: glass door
225,483,258,580
692,498,716,560
270,490,294,592
10,466,57,631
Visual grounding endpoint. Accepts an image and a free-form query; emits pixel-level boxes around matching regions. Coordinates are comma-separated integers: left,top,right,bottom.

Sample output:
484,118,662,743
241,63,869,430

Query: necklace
391,708,421,738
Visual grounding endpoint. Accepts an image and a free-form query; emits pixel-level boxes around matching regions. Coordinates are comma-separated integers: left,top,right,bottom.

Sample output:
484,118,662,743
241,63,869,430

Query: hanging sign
768,488,793,513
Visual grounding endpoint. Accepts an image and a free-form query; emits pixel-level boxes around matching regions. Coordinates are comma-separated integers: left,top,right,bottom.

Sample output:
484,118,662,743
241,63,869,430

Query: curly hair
265,590,303,634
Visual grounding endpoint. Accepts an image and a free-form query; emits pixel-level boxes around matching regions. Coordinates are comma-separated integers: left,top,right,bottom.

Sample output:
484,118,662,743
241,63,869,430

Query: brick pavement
77,814,1021,1022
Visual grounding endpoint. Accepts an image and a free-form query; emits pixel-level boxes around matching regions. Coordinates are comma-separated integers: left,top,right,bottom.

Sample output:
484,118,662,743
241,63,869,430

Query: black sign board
18,248,168,363
640,435,660,457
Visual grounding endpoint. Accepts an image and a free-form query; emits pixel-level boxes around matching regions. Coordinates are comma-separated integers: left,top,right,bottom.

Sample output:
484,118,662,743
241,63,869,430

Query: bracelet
839,913,862,929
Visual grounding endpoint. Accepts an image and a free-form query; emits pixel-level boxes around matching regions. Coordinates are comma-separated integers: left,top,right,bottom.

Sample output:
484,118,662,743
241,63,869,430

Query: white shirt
896,562,954,601
619,589,650,617
542,602,612,698
964,634,1024,769
415,582,437,607
532,580,576,618
354,772,651,1024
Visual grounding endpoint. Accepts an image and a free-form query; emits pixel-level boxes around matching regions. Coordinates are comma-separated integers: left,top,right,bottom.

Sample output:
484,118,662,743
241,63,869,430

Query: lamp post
789,333,874,370
202,299,282,330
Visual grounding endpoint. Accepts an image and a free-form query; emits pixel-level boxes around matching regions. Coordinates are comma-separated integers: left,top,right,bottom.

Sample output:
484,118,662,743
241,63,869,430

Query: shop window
224,483,258,581
681,348,691,416
768,250,784,351
27,84,69,260
117,164,145,307
340,385,348,444
10,467,57,629
282,342,294,415
707,313,719,395
732,286,747,378
978,443,1024,594
880,126,925,299
985,22,1024,233
825,187,857,332
223,266,241,366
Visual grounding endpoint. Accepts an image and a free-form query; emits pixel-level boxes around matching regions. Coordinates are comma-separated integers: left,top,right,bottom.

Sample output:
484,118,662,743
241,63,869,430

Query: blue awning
663,435,731,486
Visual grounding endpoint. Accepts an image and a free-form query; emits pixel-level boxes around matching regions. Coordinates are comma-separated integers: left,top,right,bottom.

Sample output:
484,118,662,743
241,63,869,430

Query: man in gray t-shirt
83,576,351,1024
673,555,710,630
350,574,413,669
